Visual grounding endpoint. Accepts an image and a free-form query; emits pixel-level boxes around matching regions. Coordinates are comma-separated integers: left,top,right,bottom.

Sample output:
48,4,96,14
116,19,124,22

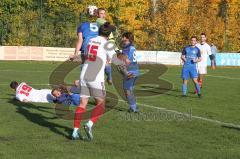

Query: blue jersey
77,22,99,53
55,93,80,106
182,45,201,67
122,43,139,76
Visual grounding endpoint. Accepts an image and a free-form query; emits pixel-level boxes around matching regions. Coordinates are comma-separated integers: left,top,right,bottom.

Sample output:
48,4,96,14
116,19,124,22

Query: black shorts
209,54,215,60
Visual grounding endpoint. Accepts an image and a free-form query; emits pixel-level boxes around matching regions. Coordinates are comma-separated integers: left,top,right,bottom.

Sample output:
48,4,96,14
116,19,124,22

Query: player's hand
192,58,197,63
69,54,77,61
125,58,131,65
117,53,127,60
127,72,134,79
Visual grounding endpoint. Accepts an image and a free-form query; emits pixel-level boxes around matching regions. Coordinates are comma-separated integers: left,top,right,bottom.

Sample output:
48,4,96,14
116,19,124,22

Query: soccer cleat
194,89,197,94
107,80,113,85
84,124,93,141
128,108,139,113
72,129,84,140
198,94,202,98
182,95,187,97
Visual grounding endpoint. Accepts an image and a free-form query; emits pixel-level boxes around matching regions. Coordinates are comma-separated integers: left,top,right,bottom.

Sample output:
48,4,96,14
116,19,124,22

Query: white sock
73,127,79,132
86,120,93,128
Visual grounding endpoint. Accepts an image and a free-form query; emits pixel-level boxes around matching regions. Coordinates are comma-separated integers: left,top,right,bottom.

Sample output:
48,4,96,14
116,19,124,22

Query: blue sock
182,84,187,95
126,90,137,111
195,83,201,94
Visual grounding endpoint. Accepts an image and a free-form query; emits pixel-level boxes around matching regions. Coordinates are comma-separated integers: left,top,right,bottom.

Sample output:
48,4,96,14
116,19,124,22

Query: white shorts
80,80,106,98
197,66,207,74
34,89,55,103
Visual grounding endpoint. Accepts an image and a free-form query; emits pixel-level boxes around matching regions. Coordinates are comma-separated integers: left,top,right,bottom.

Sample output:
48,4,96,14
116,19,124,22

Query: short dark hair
191,35,198,40
201,32,206,37
122,32,134,43
10,81,18,89
51,85,69,95
97,8,106,14
99,22,116,37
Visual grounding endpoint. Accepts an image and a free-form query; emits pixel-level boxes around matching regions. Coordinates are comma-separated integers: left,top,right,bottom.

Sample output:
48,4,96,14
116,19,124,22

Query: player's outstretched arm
181,55,186,63
74,32,83,55
70,32,83,61
112,53,131,77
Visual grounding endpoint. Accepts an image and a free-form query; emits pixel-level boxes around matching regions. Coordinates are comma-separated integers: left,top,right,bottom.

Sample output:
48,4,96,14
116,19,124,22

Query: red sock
74,107,86,128
90,103,105,124
198,80,203,87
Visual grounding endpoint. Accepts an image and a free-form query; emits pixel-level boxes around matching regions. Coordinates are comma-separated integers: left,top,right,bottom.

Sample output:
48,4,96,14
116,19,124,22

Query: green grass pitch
0,61,240,159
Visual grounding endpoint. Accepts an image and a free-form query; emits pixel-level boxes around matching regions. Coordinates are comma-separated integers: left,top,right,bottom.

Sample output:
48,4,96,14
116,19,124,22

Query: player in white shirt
196,33,212,89
10,81,55,103
71,22,127,140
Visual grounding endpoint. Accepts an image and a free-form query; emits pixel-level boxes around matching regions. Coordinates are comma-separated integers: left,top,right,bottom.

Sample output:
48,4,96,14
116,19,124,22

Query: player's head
97,8,106,19
121,32,134,46
10,81,19,90
51,88,62,98
190,36,198,46
200,32,207,43
87,5,98,17
99,22,116,38
74,80,80,87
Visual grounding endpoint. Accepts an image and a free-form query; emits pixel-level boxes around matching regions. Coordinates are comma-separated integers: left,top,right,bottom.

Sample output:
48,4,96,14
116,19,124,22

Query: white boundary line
166,73,240,80
115,98,240,129
206,74,240,80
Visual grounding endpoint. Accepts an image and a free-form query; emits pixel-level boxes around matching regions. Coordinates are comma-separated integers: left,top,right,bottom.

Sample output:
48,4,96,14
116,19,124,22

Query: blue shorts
70,94,80,106
181,66,198,80
123,76,138,90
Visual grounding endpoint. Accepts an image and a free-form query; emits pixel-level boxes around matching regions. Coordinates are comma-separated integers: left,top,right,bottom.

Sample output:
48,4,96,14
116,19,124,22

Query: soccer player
10,81,55,103
96,8,113,85
51,87,80,106
210,43,218,69
72,23,119,140
196,33,212,89
71,7,113,85
71,6,99,63
121,32,139,112
181,36,202,97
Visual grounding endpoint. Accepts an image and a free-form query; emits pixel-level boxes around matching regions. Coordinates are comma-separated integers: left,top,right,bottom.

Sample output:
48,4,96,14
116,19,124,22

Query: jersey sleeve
196,47,201,58
182,47,186,55
207,45,212,55
77,22,88,34
106,49,116,60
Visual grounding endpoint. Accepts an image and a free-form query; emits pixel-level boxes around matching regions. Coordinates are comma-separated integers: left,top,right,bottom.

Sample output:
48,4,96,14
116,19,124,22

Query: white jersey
196,43,212,67
80,36,116,82
16,82,54,103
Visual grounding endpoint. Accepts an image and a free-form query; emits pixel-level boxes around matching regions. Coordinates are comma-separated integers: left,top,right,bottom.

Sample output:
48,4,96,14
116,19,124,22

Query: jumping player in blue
181,36,202,97
121,32,139,112
70,6,99,63
70,7,113,85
